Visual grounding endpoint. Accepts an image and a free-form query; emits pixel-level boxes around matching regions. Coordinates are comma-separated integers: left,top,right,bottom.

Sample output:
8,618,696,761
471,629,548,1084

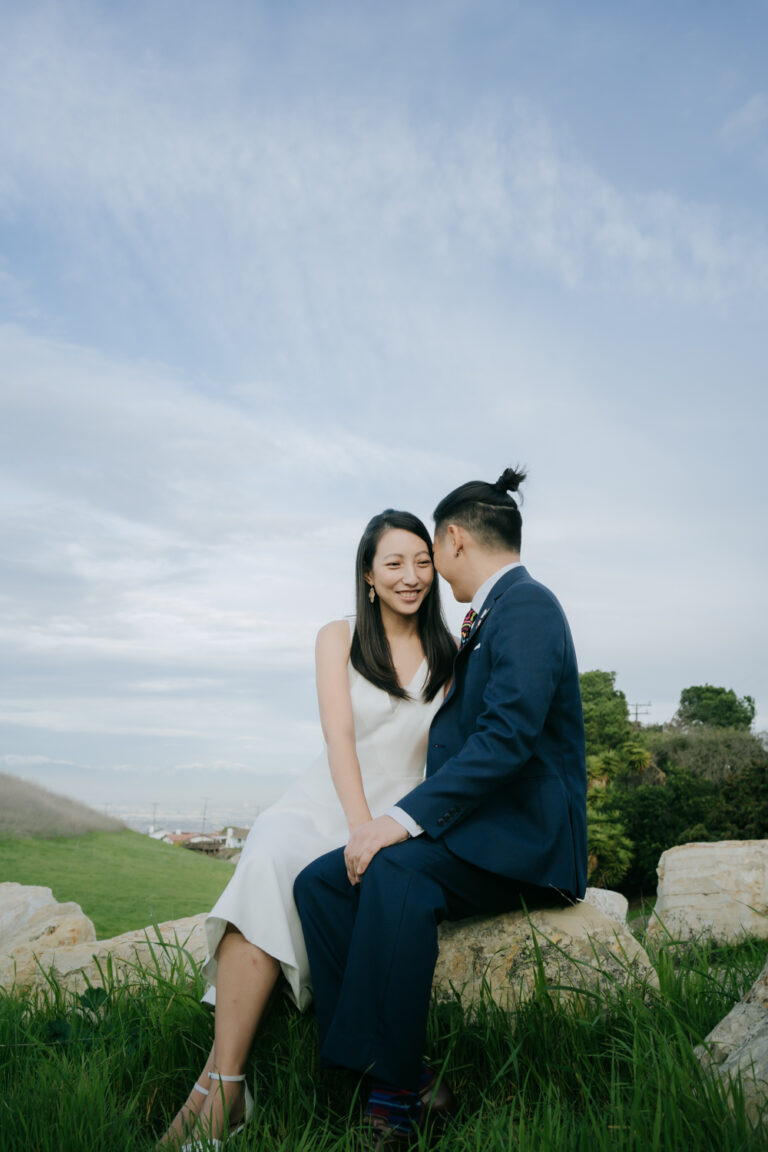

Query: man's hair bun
494,466,527,495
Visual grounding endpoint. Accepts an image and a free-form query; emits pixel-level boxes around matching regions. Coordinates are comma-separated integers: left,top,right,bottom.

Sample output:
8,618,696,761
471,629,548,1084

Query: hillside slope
0,772,125,839
0,828,234,935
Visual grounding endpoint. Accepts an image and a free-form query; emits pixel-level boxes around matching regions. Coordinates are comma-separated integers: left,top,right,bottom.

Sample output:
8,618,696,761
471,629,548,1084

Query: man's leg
295,836,542,1090
292,845,358,1048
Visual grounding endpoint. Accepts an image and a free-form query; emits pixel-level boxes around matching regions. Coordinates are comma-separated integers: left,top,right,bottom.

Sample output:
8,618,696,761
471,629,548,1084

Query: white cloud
1,1,767,813
721,93,768,146
1,11,766,364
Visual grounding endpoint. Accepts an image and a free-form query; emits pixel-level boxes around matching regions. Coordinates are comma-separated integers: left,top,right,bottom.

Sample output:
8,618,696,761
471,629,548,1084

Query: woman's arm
315,619,372,831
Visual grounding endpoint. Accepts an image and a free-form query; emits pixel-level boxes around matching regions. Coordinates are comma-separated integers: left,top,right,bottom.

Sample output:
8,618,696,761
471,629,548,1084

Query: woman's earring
368,586,376,604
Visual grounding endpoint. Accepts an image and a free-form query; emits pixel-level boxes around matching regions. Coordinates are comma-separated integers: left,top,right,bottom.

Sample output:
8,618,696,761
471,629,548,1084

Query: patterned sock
366,1080,421,1134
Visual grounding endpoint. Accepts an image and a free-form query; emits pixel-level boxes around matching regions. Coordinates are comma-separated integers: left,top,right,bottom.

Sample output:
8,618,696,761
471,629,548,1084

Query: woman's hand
344,815,408,885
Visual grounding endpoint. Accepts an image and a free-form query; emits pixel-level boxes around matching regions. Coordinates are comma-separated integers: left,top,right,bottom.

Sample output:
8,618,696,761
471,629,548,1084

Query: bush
708,759,768,840
606,768,718,894
586,784,633,888
643,726,766,784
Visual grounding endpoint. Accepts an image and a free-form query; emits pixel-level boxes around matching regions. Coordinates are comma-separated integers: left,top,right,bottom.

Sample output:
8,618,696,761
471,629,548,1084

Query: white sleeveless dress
202,643,444,1011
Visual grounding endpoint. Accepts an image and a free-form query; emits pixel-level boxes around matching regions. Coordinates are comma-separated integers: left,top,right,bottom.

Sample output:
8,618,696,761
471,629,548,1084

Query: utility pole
201,798,208,834
630,702,651,726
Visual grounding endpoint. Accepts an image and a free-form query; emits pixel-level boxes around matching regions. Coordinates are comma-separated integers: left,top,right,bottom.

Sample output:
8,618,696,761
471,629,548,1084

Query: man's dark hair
433,467,527,552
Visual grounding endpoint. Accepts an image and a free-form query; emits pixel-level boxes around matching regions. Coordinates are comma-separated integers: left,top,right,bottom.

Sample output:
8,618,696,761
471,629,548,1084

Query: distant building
146,826,251,856
220,826,250,849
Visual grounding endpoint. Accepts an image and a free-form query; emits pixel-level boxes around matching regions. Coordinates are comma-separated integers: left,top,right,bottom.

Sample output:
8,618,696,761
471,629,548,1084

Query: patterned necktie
460,608,477,646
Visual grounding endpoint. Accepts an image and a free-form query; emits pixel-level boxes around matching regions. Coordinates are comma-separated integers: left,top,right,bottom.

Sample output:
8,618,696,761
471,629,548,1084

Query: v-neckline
398,657,427,693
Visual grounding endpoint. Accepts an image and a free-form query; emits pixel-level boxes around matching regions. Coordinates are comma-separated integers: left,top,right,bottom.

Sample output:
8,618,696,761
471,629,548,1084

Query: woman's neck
379,605,421,643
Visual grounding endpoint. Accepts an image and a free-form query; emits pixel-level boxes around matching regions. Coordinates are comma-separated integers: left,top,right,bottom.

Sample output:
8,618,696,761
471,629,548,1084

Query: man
294,467,587,1147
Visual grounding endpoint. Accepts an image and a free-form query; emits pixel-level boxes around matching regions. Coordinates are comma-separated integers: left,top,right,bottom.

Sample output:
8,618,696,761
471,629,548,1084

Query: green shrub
586,784,634,888
606,768,718,894
709,759,768,840
643,726,766,784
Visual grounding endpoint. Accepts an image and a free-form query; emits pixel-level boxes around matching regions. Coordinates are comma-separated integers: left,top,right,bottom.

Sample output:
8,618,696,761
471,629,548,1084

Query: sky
1,0,767,830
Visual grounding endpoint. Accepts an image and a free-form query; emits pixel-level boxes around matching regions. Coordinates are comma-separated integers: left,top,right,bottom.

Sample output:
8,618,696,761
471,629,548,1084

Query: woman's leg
159,925,280,1146
157,1044,216,1147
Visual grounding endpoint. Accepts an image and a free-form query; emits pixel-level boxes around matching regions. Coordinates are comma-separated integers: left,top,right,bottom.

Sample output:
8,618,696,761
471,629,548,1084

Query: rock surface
694,954,768,1126
0,881,207,994
433,896,654,1011
0,882,97,947
649,841,768,943
582,886,628,925
3,881,642,1006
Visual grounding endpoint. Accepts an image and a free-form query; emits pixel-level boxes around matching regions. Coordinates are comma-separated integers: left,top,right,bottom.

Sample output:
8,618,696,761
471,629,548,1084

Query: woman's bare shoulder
315,618,353,655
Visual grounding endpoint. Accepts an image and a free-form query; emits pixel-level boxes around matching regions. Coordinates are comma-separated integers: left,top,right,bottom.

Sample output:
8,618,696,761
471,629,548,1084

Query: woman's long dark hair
350,509,455,701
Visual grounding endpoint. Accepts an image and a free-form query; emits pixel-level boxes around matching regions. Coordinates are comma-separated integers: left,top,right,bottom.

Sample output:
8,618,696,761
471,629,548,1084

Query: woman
162,510,456,1149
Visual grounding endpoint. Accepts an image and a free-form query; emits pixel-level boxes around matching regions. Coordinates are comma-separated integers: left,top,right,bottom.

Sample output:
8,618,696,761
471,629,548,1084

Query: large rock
648,841,768,943
3,882,643,1008
694,955,768,1127
0,881,97,948
0,882,207,994
582,885,628,925
433,894,654,1011
21,914,209,995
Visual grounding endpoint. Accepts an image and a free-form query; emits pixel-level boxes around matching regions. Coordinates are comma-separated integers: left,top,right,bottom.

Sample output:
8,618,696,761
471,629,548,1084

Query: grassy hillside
0,771,125,839
0,829,235,937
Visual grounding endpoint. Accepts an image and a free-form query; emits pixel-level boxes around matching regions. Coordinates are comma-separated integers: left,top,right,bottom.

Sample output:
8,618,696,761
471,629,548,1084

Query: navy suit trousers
294,837,563,1089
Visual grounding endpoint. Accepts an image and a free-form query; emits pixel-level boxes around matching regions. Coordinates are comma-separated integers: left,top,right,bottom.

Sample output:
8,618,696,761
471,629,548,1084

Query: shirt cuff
387,806,424,838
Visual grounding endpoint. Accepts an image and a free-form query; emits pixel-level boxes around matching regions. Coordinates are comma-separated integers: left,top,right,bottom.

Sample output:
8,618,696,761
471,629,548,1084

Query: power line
630,701,651,725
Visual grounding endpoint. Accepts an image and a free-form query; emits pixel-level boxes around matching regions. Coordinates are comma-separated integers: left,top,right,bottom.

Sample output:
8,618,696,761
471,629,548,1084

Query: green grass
0,829,235,937
1,934,766,1151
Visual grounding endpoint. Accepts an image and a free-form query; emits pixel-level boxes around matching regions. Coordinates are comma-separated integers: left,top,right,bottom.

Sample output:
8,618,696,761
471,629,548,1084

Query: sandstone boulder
433,896,655,1011
3,882,643,1007
694,954,768,1127
21,914,209,995
582,886,628,925
0,881,207,994
649,841,768,943
0,882,97,988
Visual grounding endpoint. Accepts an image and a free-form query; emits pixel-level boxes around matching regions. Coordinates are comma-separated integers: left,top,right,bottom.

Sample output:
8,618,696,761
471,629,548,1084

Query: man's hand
344,815,408,885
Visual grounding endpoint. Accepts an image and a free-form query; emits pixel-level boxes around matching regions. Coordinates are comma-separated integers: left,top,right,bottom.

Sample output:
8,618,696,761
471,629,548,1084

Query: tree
586,784,633,888
579,670,631,755
674,684,755,731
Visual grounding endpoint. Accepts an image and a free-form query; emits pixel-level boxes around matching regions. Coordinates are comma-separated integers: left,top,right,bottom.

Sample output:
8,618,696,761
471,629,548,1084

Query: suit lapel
435,567,530,715
460,565,528,652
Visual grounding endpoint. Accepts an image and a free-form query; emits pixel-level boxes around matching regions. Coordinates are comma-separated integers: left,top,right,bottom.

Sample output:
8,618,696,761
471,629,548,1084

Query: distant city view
107,800,264,836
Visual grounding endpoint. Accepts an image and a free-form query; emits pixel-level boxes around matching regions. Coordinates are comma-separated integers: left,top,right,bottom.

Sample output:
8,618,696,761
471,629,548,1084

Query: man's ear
446,523,467,552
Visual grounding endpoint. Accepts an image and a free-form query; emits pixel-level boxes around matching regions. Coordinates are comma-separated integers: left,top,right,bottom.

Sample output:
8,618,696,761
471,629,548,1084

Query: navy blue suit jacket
398,565,587,900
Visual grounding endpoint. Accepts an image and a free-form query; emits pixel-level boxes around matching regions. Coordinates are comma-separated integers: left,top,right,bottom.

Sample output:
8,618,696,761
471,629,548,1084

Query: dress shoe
419,1069,456,1123
360,1114,419,1151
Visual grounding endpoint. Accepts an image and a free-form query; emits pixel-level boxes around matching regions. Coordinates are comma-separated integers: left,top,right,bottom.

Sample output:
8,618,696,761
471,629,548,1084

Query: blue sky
1,0,766,826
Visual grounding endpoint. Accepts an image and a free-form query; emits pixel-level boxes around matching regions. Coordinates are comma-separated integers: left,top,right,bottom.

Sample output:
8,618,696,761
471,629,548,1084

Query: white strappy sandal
180,1072,254,1150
